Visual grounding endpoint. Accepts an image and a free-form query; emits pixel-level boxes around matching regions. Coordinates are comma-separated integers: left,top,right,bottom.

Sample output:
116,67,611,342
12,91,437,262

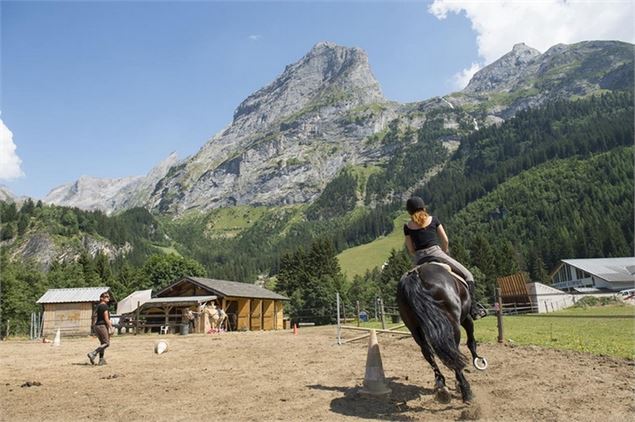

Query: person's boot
87,351,96,365
98,358,107,366
467,281,487,320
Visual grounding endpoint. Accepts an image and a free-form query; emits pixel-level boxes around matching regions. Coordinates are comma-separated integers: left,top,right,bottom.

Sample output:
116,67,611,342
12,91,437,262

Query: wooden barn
154,277,289,332
36,287,114,337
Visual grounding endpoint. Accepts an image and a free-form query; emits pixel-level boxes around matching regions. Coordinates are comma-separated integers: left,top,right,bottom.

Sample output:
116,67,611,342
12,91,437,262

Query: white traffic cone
360,329,391,397
52,328,61,347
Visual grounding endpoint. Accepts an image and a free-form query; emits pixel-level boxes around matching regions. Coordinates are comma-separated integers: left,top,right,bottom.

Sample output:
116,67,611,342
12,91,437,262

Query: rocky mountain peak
0,185,17,203
463,42,541,94
232,42,383,128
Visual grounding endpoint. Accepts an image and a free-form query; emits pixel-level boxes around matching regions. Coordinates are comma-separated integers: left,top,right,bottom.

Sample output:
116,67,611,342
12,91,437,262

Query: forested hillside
447,147,634,300
419,92,633,219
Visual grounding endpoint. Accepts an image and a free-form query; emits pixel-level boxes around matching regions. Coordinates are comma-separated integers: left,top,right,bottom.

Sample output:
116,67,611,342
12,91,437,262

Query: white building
550,257,635,292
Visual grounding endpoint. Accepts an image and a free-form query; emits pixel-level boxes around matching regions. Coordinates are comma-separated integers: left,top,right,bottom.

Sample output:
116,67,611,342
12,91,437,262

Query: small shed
155,276,289,331
36,287,114,337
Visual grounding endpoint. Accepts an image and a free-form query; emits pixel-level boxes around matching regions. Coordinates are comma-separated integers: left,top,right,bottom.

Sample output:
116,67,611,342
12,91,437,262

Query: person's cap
406,196,426,215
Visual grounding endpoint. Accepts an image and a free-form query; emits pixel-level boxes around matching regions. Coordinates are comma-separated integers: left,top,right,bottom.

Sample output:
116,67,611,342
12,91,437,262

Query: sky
1,0,633,199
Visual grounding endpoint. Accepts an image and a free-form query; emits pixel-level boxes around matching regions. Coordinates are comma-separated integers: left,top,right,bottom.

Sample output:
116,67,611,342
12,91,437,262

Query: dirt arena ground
1,326,633,421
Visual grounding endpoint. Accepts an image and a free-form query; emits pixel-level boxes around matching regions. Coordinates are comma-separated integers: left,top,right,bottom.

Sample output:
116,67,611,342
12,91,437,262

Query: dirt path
1,326,633,421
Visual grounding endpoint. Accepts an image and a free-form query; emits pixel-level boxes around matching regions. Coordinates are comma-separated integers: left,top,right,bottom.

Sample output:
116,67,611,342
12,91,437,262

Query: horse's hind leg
452,325,473,403
454,369,473,403
412,327,451,404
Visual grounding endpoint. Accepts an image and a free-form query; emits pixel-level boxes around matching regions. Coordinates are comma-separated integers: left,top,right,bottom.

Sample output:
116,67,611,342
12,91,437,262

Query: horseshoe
473,356,488,371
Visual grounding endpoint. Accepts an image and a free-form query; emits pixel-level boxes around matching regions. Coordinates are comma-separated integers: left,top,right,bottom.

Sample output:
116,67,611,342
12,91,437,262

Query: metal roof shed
36,287,114,337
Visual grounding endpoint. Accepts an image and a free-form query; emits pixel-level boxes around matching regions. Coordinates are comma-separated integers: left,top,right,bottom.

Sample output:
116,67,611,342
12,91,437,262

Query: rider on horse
403,196,487,320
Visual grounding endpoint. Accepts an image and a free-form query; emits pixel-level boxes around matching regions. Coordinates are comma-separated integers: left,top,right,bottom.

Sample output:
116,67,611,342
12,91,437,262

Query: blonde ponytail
411,209,430,227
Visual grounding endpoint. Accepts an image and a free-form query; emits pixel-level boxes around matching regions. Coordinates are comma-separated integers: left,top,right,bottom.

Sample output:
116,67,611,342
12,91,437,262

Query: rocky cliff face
452,40,634,118
0,185,17,203
148,42,399,213
7,232,131,271
45,152,180,214
463,43,542,94
43,40,634,215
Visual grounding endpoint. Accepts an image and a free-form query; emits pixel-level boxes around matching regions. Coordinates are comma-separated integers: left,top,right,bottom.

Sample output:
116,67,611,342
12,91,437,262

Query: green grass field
337,212,409,279
350,305,635,360
474,304,635,360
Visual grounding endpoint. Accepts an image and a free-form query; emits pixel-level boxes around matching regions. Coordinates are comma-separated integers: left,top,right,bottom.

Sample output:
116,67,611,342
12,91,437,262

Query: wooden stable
154,277,289,332
496,272,538,313
36,287,114,337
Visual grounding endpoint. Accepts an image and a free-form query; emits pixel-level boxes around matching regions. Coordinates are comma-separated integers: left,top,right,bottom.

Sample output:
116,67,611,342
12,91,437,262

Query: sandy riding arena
1,326,633,421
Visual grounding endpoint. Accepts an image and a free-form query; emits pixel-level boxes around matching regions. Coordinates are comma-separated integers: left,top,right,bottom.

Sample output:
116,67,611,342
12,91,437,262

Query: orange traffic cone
360,329,391,397
293,323,298,336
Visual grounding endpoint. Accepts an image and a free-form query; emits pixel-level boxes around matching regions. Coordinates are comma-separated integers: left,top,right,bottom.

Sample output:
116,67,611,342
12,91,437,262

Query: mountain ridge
42,39,634,214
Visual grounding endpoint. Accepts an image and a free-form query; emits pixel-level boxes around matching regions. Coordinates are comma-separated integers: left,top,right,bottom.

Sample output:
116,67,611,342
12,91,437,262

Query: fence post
342,299,346,325
380,298,386,330
356,301,360,327
135,301,140,335
336,292,341,345
496,288,504,343
374,297,378,320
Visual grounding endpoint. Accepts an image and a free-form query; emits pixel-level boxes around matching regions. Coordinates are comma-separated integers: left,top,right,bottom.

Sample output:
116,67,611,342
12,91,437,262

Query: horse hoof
473,357,488,371
435,386,451,404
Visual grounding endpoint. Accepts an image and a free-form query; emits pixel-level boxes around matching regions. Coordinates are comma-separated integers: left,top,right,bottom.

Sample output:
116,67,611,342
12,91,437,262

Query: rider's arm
437,224,449,253
405,235,416,256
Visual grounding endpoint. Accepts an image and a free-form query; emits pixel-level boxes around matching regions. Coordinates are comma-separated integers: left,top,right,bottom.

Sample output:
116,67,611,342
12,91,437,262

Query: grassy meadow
474,304,635,360
337,212,409,279
350,304,635,360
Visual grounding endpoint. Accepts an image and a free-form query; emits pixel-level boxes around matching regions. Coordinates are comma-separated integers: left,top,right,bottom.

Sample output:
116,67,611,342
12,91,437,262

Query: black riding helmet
406,196,426,215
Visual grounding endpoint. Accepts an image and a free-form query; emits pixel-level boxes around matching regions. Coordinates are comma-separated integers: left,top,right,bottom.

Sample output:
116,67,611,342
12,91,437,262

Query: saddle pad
425,262,469,288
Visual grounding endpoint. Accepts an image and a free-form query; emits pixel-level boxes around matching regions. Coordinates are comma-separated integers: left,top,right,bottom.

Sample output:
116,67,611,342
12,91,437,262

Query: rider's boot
468,280,487,320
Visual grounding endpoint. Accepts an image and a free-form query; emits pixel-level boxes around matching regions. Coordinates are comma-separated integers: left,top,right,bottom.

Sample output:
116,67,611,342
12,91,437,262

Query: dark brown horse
397,261,488,403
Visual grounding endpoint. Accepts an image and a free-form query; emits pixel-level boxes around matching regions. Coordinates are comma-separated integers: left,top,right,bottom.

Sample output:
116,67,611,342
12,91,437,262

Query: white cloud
248,34,262,41
430,0,635,86
452,62,482,90
0,118,24,180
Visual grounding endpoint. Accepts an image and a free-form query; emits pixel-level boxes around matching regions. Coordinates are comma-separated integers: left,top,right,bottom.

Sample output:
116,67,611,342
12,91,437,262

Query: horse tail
398,271,467,371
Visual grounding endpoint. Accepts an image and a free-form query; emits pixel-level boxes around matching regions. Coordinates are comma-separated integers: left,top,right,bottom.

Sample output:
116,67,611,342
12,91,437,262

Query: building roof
141,295,217,308
189,277,289,300
116,289,153,315
37,287,112,304
556,257,635,282
157,277,289,301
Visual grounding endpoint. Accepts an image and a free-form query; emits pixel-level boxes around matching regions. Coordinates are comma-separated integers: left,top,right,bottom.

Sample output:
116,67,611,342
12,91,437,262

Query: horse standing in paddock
203,303,228,333
397,261,488,403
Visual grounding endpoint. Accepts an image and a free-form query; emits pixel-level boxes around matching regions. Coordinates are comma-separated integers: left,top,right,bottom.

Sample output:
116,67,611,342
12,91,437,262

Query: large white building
550,257,635,292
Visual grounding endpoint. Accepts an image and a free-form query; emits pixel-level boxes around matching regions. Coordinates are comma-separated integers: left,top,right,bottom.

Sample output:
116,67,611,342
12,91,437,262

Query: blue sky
1,0,633,199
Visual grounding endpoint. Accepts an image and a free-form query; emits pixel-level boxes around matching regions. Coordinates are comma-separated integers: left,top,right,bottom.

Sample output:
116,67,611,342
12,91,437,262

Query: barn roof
37,287,112,304
141,295,217,307
555,257,635,282
156,277,289,301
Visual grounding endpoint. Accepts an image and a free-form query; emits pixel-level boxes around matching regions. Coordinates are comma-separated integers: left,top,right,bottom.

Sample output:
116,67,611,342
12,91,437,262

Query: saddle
416,256,469,289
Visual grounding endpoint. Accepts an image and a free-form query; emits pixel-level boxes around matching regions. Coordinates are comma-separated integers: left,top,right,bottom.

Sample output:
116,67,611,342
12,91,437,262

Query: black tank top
403,216,441,250
95,303,109,325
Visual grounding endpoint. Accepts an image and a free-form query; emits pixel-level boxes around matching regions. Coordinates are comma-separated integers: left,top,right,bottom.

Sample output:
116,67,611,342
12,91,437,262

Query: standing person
403,196,486,320
87,292,113,365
